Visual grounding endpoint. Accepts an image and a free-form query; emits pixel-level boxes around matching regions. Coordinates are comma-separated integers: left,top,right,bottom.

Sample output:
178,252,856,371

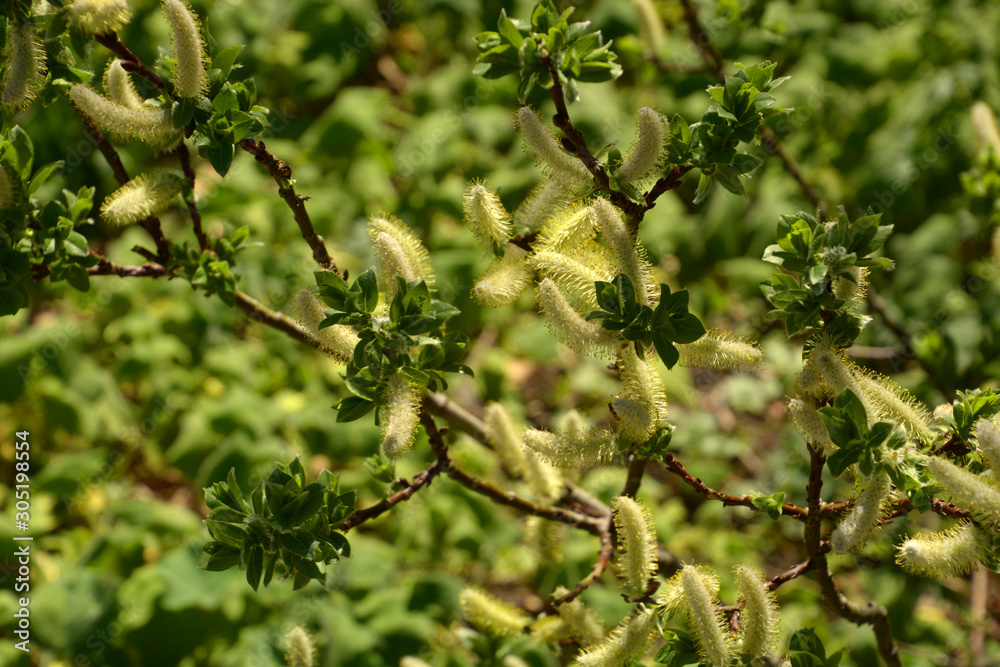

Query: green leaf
336,396,375,422
212,44,244,79
198,542,241,572
246,545,263,592
201,142,235,176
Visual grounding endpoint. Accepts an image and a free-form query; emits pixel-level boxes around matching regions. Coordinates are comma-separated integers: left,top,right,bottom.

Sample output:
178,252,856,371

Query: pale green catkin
66,0,132,34
850,366,934,443
284,626,314,667
928,456,1000,527
459,586,530,638
535,203,598,254
618,343,669,426
104,59,145,110
616,107,666,184
552,586,604,646
513,179,569,232
657,565,720,612
463,181,512,248
1,21,45,109
100,170,185,226
832,266,869,307
676,328,764,371
831,471,892,553
529,245,616,310
70,85,177,147
633,0,665,54
971,101,1000,155
294,288,359,364
787,398,837,455
592,197,656,305
516,106,593,191
522,427,617,469
573,609,657,667
161,0,208,98
680,565,732,667
473,245,532,307
399,657,433,667
483,402,527,475
610,396,654,443
368,214,435,288
735,565,779,659
896,523,985,579
522,445,563,501
613,496,658,595
537,278,618,356
380,372,421,459
975,418,1000,474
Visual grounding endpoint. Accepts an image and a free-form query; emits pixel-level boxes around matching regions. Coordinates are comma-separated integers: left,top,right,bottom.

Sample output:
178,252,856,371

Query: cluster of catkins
3,0,207,225
465,106,764,463
452,494,782,666
788,280,999,577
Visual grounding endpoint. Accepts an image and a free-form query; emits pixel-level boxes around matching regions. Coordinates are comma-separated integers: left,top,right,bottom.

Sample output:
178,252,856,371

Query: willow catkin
830,471,892,553
104,59,145,110
161,0,208,98
612,496,658,595
676,328,763,371
573,609,657,667
70,85,176,146
680,565,732,667
1,21,46,109
380,373,421,459
896,523,985,579
100,170,186,226
284,626,314,667
735,565,779,660
516,107,592,192
473,246,531,307
616,107,666,184
66,0,132,34
459,586,530,637
463,181,511,248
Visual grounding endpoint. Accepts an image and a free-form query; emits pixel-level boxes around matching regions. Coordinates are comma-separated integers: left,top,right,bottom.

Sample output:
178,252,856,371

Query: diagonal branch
553,514,614,605
337,460,443,532
238,138,338,272
93,32,166,92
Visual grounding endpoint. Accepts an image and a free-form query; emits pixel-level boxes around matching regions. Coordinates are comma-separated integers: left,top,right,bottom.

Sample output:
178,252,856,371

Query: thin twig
678,0,725,80
552,515,614,605
337,460,443,532
232,290,326,353
238,138,338,272
88,252,166,277
620,454,647,498
760,127,827,218
803,445,903,667
177,142,210,251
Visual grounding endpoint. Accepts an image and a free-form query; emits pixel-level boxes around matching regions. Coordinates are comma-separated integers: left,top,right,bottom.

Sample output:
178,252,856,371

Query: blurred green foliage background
2,0,1000,665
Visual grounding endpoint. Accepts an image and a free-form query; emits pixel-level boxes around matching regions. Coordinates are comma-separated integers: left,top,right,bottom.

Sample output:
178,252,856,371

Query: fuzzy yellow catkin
617,107,666,185
368,214,435,287
104,59,145,110
473,245,531,307
928,456,1000,526
971,102,1000,156
66,0,132,34
524,516,565,563
735,565,779,660
380,373,421,459
618,343,669,426
1,21,46,109
284,626,314,667
573,608,657,667
100,170,185,226
513,179,569,232
483,402,527,475
657,565,720,612
399,658,432,667
516,107,593,191
850,366,934,443
161,0,207,98
530,614,570,645
530,246,616,310
522,445,563,501
592,198,656,305
295,288,359,364
459,586,530,638
633,0,665,54
831,471,892,553
552,586,604,645
522,427,618,469
676,328,764,371
787,398,837,455
975,418,1000,474
680,565,732,667
613,496,658,595
832,266,869,306
610,396,655,443
70,85,176,146
535,203,598,254
537,278,618,356
896,523,985,579
463,181,511,248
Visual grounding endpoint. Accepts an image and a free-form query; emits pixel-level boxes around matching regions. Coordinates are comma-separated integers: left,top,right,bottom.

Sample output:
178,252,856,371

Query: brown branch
88,252,166,278
232,290,326,353
93,32,165,92
760,127,827,218
421,412,605,537
553,515,614,605
678,0,725,80
177,142,210,251
803,445,903,667
766,557,814,592
238,139,338,272
661,453,812,520
620,453,647,498
337,460,443,532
